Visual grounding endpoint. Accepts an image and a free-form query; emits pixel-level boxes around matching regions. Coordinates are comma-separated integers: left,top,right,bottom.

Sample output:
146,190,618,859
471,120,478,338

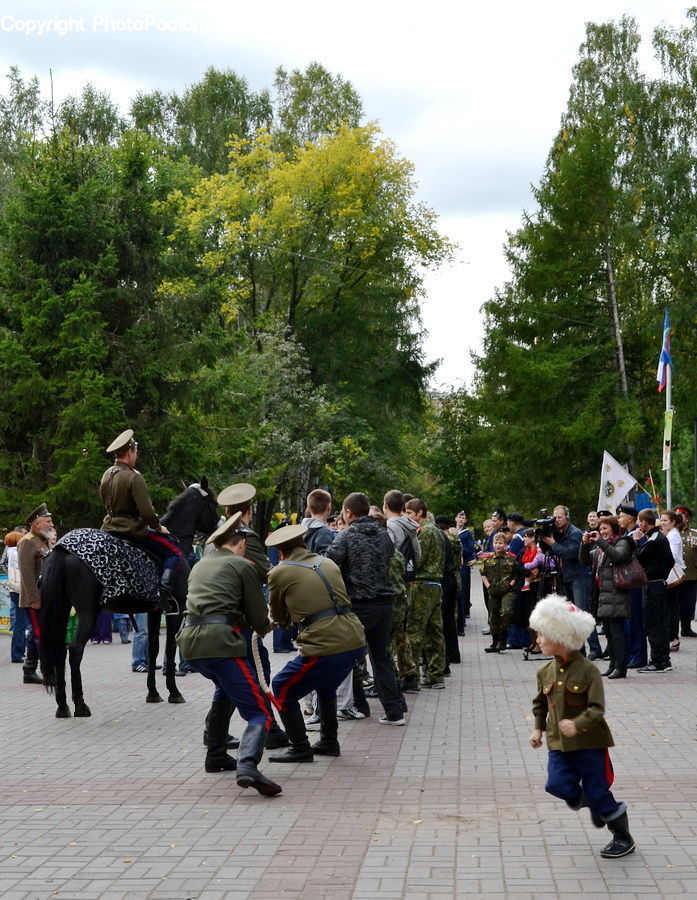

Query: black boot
157,567,179,615
600,811,635,858
601,665,615,677
264,714,290,750
312,694,341,757
484,633,501,653
607,668,627,679
236,724,282,796
498,628,509,651
202,697,240,749
204,698,237,772
23,670,43,684
268,706,313,762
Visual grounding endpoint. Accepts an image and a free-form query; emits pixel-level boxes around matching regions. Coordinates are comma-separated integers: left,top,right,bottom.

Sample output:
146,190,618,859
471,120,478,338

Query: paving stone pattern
2,579,697,898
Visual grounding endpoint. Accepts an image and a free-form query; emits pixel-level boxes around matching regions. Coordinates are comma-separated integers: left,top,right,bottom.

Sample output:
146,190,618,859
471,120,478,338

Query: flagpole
666,363,672,509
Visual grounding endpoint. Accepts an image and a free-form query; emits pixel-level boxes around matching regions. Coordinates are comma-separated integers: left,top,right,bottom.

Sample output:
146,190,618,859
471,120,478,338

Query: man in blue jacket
540,505,603,658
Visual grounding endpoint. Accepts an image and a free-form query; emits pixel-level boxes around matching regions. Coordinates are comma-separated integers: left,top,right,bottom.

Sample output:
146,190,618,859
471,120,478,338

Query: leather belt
183,614,235,627
298,606,351,632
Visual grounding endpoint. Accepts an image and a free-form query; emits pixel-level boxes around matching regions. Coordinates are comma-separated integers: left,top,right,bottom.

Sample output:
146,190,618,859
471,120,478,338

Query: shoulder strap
278,559,339,606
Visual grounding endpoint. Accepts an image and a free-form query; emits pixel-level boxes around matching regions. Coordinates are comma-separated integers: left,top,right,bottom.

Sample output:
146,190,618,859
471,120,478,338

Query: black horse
39,481,220,718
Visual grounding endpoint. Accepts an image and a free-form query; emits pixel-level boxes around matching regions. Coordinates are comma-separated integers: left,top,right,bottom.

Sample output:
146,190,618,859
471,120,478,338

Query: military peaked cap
26,503,53,525
217,482,256,507
618,504,639,518
265,523,307,548
106,429,136,454
205,511,244,546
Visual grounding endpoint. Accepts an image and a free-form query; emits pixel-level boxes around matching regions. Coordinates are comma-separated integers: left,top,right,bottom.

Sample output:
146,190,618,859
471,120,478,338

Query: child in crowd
528,594,635,859
480,532,523,653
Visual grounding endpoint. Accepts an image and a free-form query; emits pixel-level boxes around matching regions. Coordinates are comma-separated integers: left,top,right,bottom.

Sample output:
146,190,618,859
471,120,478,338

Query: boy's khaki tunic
267,547,365,657
532,651,614,751
177,550,269,660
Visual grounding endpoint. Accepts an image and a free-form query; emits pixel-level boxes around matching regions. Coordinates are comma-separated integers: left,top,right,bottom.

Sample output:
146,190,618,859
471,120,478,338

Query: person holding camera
539,505,603,658
580,516,633,678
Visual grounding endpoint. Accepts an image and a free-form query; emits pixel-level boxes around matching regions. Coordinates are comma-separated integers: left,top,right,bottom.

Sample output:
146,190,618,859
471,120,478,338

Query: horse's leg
54,626,71,719
69,600,98,717
166,613,185,704
146,609,163,703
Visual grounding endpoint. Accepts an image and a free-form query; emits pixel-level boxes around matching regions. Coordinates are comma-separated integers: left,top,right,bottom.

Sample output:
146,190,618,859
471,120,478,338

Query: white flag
597,451,638,513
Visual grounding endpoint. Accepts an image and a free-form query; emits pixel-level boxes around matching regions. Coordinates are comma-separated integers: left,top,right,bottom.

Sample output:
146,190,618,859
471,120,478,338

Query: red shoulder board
482,552,495,559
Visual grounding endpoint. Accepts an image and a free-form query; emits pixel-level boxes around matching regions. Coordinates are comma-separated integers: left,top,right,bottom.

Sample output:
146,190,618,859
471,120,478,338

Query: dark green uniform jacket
100,462,160,537
532,652,614,751
268,547,365,657
176,549,269,660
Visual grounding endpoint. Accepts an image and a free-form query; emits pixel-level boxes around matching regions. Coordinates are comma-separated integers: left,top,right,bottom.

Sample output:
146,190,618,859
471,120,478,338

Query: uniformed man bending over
100,430,182,612
177,513,282,797
212,482,290,756
265,524,366,762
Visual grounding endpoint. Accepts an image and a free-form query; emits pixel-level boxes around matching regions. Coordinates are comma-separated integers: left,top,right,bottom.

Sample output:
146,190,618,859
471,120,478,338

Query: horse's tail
39,549,71,693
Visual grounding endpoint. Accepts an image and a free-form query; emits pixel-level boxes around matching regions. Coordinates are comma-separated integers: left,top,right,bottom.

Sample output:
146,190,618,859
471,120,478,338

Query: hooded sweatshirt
386,514,421,581
325,516,395,602
301,516,336,555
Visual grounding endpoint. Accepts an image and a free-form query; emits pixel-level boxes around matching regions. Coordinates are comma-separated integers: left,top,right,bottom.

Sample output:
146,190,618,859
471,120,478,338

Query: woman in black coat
579,515,633,678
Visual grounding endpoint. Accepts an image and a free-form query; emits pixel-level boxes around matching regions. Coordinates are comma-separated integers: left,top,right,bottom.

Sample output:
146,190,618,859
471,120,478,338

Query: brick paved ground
2,579,697,899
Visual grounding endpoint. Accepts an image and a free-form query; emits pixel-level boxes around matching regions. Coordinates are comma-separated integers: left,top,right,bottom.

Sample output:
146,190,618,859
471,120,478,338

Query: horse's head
191,476,220,537
161,479,220,541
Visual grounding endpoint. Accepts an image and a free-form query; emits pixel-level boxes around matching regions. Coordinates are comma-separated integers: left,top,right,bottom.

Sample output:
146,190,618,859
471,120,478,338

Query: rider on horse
100,429,182,613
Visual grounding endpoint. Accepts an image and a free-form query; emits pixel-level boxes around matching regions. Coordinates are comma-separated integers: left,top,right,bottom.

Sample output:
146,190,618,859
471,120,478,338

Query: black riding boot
202,698,239,749
157,567,179,615
264,707,290,749
600,811,635,858
312,693,341,756
268,706,313,762
23,642,42,684
236,724,283,796
204,699,237,772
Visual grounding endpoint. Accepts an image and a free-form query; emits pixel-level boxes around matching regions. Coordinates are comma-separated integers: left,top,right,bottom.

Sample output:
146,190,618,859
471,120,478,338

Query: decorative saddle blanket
57,528,159,606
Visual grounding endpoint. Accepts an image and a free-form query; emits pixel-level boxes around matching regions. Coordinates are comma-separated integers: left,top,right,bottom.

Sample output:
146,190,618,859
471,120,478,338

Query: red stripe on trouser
604,749,615,787
28,607,41,643
146,533,182,559
276,656,321,710
235,657,273,729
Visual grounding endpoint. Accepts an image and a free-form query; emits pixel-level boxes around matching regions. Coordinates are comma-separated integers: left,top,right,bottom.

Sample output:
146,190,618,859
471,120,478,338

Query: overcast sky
0,0,691,389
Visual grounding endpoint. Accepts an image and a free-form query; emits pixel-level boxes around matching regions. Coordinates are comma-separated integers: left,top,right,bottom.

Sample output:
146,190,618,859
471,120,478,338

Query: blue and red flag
656,309,672,393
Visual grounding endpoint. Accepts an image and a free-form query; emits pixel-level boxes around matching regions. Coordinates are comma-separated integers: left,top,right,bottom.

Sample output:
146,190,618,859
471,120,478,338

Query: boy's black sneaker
637,663,672,673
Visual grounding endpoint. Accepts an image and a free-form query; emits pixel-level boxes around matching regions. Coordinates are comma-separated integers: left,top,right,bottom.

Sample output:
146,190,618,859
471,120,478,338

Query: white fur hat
529,594,596,650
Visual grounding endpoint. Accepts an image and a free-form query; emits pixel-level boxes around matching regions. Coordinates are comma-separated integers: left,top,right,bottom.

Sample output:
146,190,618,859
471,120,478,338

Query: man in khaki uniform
176,513,282,797
214,481,289,751
100,429,182,611
266,525,366,762
18,503,53,684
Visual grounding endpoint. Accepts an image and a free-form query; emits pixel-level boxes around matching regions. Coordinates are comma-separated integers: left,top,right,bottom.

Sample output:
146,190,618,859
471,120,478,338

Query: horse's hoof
168,693,186,704
146,693,164,703
74,702,91,717
56,705,72,718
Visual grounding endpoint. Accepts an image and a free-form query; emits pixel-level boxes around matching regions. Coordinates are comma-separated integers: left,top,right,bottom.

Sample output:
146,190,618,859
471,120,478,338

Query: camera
533,508,556,540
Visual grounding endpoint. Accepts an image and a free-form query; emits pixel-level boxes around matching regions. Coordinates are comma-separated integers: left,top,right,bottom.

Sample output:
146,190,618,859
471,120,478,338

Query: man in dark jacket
631,508,675,673
540,505,602,658
326,492,404,725
302,489,336,555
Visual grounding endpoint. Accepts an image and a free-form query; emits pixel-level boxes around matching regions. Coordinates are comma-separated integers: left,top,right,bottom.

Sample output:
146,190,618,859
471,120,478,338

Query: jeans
131,613,149,668
351,601,403,719
9,592,28,662
564,577,601,653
